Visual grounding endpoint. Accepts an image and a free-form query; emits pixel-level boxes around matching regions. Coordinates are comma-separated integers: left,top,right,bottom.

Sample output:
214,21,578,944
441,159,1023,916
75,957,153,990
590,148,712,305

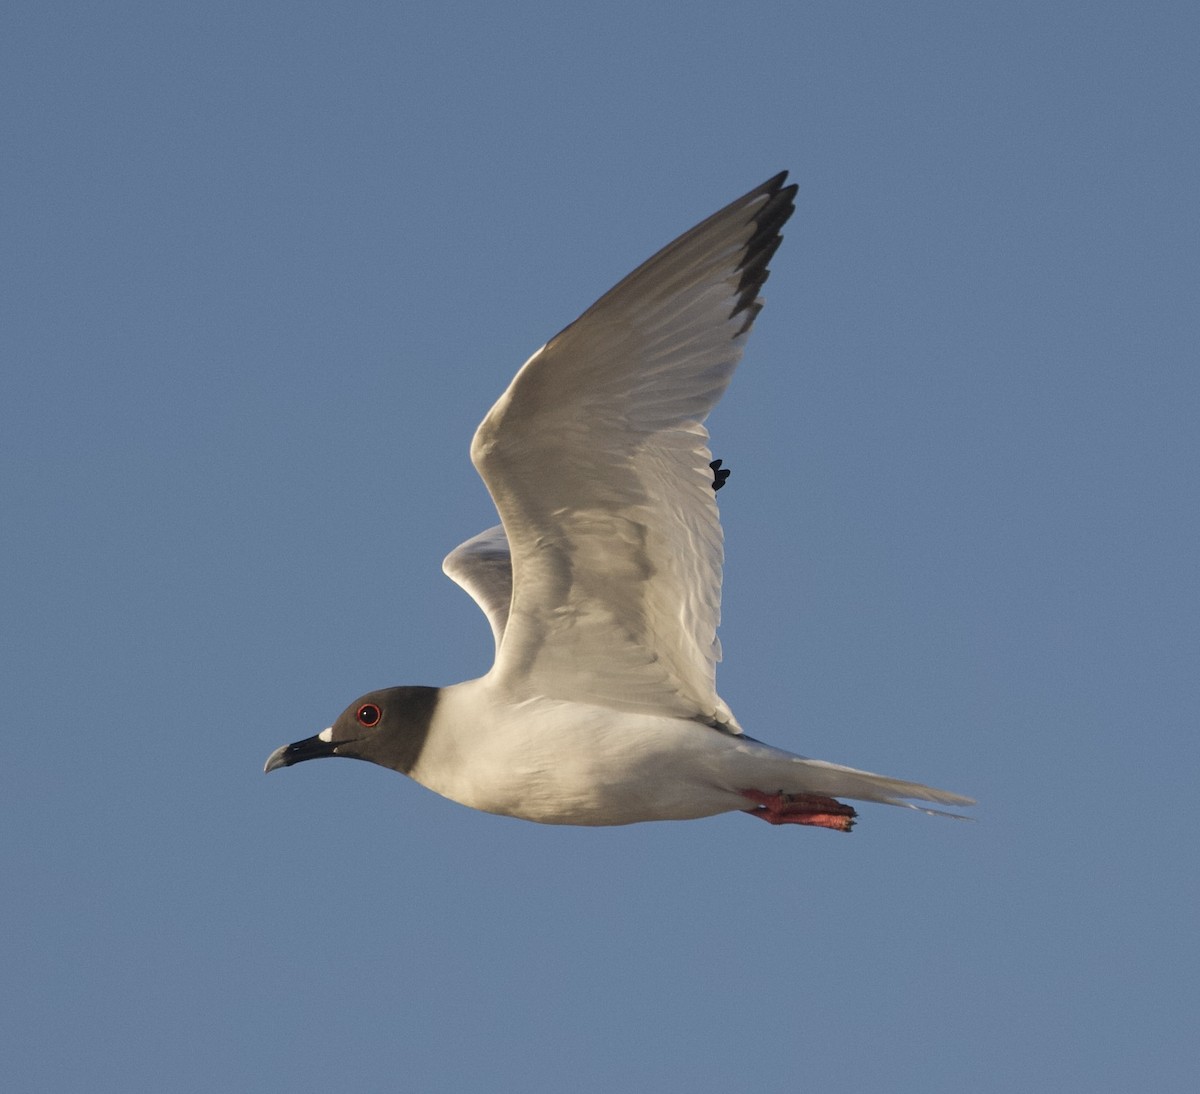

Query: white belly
407,678,755,825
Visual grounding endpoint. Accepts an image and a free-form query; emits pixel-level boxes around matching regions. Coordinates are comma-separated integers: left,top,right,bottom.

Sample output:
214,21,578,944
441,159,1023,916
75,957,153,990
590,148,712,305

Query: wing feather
467,174,797,729
442,525,512,652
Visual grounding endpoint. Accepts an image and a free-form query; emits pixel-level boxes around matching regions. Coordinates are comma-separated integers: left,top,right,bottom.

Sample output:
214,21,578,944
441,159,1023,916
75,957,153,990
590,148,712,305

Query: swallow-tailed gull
265,172,973,831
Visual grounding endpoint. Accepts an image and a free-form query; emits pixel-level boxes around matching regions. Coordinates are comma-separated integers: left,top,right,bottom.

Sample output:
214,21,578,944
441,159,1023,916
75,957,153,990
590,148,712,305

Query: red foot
740,789,857,832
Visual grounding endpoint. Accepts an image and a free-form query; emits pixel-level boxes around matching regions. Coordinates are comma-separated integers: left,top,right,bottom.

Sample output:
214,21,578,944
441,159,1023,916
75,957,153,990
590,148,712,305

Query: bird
264,172,974,832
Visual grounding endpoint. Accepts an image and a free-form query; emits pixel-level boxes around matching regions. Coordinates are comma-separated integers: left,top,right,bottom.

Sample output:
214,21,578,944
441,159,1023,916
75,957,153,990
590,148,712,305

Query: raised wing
442,525,513,652
470,173,797,729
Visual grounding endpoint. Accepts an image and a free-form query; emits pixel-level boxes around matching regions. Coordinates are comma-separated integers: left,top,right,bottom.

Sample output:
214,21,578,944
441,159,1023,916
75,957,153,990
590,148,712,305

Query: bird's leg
740,789,857,832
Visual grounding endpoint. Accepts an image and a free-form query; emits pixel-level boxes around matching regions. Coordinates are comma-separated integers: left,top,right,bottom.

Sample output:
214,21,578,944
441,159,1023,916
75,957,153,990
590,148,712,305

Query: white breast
407,677,750,825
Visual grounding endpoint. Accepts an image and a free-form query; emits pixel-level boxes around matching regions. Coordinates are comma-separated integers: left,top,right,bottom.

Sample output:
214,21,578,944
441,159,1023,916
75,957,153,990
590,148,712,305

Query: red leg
740,789,857,832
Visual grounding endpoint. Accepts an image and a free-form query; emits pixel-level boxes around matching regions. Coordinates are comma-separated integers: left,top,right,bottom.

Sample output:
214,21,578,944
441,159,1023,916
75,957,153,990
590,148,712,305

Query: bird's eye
356,703,382,727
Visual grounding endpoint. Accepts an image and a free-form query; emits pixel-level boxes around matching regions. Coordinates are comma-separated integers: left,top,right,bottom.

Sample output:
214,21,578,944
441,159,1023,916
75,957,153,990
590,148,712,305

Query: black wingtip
755,170,791,195
731,173,797,325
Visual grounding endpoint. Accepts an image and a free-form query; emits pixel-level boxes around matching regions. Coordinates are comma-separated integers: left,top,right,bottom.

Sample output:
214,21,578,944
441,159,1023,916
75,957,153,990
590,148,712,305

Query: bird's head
264,686,439,776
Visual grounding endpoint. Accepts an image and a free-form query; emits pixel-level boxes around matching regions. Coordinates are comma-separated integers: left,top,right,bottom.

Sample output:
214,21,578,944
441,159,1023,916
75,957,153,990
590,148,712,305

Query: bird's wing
470,173,796,731
442,524,513,652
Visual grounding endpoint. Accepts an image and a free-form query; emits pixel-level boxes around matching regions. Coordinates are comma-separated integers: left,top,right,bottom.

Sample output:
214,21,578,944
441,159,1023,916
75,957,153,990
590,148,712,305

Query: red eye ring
356,703,382,727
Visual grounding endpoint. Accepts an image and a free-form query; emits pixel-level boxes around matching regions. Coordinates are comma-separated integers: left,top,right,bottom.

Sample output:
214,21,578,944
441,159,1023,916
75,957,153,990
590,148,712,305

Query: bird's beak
263,731,339,773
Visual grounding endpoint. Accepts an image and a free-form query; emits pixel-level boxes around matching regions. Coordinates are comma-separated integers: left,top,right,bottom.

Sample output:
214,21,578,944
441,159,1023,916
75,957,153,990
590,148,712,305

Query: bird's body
411,680,747,825
406,677,968,826
265,172,974,832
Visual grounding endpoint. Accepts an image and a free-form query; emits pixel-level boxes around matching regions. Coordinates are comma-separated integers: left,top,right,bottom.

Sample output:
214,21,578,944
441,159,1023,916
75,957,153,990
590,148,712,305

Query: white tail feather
734,739,975,818
787,757,975,816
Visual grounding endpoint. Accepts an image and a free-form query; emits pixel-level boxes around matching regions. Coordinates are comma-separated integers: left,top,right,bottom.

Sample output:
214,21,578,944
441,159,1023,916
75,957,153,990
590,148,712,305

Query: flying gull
265,172,973,832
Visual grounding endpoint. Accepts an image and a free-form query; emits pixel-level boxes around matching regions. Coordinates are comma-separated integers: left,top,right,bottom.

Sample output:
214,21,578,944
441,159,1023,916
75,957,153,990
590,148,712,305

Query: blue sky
3,2,1197,1090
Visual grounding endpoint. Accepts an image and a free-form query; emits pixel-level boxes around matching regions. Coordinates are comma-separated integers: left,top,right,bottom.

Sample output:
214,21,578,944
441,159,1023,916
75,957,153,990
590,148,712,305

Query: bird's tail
735,738,975,819
789,757,975,818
